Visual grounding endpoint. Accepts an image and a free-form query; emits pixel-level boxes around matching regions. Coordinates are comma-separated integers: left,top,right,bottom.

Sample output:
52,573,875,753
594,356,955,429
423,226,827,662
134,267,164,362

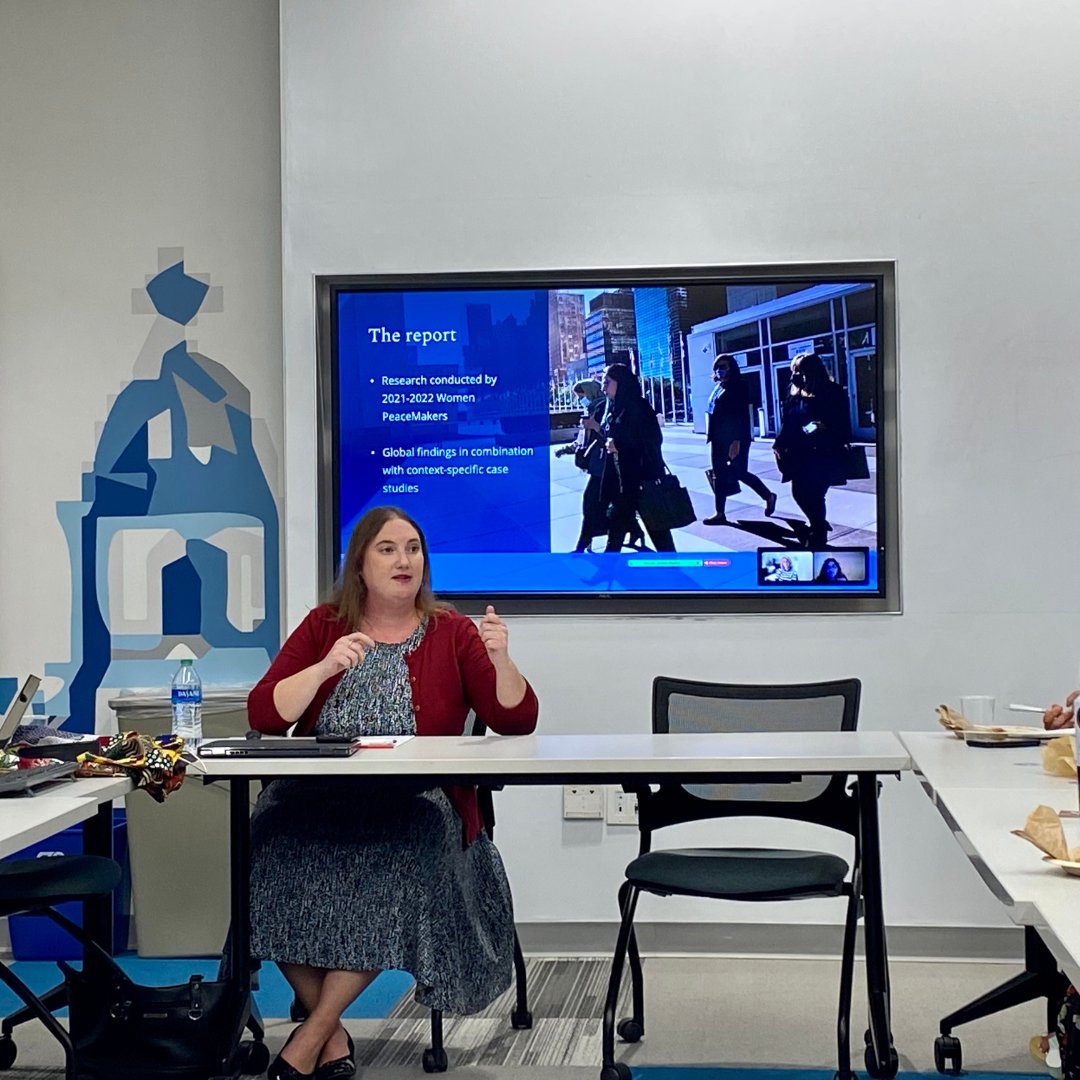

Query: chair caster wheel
600,1064,632,1080
510,1007,532,1029
423,1047,448,1073
617,1017,643,1043
934,1034,962,1075
238,1040,270,1075
289,998,309,1022
0,1037,15,1070
865,1044,899,1079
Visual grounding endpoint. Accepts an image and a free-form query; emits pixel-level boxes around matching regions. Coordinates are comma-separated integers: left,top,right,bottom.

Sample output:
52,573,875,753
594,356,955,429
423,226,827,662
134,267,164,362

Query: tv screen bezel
315,261,900,616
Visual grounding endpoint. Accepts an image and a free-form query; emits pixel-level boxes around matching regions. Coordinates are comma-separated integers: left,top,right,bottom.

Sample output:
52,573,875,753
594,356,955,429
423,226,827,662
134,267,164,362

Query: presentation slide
334,283,881,597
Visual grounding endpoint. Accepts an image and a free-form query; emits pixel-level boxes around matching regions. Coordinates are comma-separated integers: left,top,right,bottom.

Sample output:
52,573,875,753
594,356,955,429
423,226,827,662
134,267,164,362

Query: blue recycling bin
6,809,130,960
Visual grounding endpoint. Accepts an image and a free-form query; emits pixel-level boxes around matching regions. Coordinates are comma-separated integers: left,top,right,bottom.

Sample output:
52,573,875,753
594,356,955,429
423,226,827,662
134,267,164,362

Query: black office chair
599,676,895,1080
932,927,1069,1075
0,854,121,1079
287,713,532,1074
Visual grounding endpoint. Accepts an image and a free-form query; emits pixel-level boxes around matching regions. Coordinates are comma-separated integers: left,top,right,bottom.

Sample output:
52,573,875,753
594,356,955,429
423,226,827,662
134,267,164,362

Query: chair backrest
646,675,862,837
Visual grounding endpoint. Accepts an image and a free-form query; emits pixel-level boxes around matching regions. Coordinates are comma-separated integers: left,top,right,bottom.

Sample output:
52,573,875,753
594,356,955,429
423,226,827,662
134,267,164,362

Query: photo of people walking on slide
552,348,875,560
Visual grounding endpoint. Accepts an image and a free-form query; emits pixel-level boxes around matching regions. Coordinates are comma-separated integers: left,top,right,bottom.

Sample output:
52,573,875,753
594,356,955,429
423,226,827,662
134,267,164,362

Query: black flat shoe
314,1033,356,1080
268,1029,317,1080
268,1053,315,1080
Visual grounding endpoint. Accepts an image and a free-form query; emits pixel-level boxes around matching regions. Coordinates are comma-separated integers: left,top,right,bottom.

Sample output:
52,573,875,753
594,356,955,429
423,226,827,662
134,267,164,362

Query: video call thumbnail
759,548,867,586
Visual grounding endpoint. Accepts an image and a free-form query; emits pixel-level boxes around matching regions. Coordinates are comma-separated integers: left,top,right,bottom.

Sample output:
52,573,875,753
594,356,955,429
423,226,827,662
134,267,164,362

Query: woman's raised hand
478,605,509,665
321,631,376,677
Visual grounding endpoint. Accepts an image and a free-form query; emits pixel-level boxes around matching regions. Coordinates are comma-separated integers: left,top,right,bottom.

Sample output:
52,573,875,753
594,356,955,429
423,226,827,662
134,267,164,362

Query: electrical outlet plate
563,784,604,819
605,786,639,826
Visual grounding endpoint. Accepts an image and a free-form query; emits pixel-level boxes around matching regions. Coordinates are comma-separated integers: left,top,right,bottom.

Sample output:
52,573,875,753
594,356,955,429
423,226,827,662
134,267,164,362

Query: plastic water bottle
171,659,203,743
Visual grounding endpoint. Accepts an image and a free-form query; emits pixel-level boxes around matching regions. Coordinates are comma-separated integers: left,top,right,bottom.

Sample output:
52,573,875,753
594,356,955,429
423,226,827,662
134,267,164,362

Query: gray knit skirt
249,777,515,1015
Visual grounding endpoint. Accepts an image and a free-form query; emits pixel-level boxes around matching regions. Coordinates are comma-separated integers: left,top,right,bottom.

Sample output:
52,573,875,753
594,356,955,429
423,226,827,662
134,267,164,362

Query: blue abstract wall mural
44,251,281,732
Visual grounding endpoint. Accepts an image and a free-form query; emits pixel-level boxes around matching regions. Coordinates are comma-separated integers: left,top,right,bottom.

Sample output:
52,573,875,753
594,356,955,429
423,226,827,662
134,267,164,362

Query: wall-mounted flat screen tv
316,263,899,614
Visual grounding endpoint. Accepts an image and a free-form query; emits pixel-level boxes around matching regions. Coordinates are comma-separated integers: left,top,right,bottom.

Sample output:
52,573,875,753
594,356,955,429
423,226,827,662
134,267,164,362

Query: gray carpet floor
2,955,1051,1077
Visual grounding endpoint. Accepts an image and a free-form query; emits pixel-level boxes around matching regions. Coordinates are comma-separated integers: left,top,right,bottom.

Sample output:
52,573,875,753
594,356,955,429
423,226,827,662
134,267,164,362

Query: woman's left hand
478,605,510,664
727,439,741,460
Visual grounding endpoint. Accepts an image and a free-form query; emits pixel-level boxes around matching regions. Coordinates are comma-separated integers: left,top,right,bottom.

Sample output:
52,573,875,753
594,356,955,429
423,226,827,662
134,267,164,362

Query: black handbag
639,469,696,533
61,962,235,1079
705,464,740,497
841,444,870,481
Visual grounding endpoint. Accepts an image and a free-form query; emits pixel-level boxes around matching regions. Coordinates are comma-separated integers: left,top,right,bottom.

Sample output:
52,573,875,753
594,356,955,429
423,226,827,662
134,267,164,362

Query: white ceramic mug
960,695,995,725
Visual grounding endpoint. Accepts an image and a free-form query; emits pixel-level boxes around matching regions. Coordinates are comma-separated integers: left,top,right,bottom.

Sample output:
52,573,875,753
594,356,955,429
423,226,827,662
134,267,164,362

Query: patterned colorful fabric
75,731,187,802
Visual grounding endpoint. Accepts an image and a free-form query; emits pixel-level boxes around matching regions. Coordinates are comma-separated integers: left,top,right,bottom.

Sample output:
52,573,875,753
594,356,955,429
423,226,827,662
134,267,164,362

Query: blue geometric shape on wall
146,261,209,325
44,252,281,732
161,555,202,635
0,678,16,716
112,428,150,475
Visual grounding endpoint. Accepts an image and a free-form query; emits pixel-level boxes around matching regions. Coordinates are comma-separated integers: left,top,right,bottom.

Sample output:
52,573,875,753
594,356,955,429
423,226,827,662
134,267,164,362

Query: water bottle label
172,687,202,704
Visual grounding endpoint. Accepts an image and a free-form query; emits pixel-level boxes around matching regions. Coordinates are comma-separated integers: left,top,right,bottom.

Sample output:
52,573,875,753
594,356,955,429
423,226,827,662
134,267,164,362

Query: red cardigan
248,605,539,845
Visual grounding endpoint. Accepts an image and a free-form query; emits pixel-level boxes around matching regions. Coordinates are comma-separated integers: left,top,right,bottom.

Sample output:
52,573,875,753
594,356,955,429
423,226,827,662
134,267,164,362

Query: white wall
0,1,283,721
280,0,1080,931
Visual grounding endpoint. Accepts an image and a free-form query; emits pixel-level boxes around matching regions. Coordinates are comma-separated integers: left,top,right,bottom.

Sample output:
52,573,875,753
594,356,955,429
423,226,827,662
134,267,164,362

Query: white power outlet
563,785,604,819
605,786,639,826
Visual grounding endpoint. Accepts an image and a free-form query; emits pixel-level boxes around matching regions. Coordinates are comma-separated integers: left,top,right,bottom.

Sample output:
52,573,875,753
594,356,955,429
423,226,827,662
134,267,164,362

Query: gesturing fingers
327,632,376,673
478,605,508,657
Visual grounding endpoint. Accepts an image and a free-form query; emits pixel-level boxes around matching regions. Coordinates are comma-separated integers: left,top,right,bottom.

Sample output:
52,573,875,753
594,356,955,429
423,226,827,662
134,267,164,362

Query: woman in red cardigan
248,506,538,1080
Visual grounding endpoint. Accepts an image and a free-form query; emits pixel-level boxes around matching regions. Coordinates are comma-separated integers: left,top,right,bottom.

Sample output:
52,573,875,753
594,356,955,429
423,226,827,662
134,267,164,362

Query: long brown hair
327,506,448,630
788,351,832,396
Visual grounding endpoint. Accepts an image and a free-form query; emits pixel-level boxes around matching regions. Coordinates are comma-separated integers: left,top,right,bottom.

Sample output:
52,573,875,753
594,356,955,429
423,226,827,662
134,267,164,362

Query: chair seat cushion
626,847,849,901
0,855,121,913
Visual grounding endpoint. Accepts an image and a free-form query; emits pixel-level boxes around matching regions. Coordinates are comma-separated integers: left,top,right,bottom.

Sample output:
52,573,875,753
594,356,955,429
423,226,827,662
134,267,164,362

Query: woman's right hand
1044,690,1079,729
319,632,376,678
581,416,601,434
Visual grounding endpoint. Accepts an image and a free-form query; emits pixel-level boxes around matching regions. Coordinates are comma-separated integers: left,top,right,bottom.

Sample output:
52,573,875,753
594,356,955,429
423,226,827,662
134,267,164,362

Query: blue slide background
338,290,550,555
335,289,878,597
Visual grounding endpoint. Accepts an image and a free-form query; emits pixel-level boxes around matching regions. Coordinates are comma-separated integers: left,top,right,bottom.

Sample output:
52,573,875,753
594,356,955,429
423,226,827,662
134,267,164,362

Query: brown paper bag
1041,734,1077,779
936,704,969,737
1011,804,1080,861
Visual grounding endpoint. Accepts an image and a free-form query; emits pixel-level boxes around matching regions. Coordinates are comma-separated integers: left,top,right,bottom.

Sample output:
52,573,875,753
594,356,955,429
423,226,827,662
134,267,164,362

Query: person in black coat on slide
566,378,642,552
702,354,776,526
599,363,675,553
772,352,851,548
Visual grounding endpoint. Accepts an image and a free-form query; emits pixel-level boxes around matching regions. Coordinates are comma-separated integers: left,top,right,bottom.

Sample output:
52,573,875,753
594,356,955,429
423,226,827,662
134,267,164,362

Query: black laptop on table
0,676,79,795
197,733,361,759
